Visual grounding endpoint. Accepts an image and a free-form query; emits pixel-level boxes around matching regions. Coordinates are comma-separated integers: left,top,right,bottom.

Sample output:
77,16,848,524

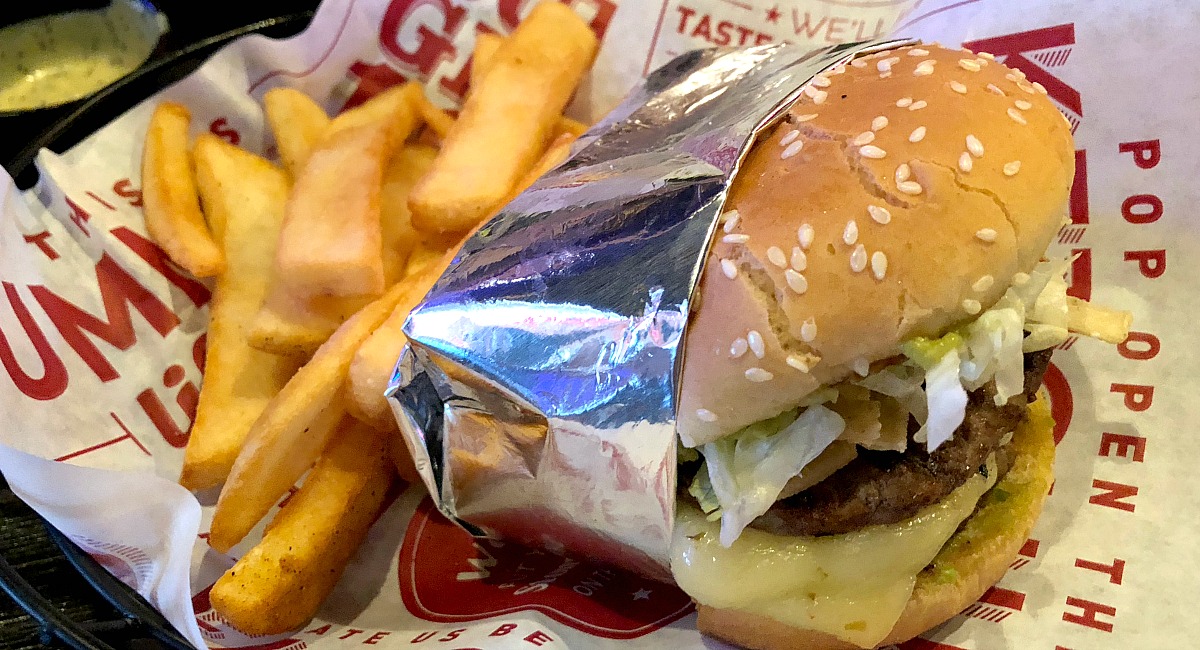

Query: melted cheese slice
671,464,996,648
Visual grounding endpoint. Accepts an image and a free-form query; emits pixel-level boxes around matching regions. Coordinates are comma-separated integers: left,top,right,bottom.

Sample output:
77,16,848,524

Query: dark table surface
0,2,319,647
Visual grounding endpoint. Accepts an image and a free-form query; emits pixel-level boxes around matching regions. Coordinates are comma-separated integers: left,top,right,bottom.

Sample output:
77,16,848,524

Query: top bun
677,43,1074,447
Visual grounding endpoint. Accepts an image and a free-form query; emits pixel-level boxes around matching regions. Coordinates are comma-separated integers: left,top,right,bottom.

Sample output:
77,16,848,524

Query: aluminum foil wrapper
388,39,911,580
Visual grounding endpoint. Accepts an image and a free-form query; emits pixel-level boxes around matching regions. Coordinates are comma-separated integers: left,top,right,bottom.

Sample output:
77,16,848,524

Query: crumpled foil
388,38,912,580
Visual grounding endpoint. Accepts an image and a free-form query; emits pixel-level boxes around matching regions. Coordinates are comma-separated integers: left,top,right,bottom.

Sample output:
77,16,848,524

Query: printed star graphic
766,5,782,24
633,588,653,600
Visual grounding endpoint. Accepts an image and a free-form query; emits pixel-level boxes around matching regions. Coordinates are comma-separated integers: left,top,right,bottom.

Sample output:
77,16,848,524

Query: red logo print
397,498,694,639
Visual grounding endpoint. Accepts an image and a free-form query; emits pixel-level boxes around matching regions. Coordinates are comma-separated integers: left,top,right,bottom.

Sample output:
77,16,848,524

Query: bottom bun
696,395,1056,650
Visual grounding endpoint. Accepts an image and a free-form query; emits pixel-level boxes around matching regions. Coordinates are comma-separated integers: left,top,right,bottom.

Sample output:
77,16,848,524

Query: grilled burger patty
748,348,1054,537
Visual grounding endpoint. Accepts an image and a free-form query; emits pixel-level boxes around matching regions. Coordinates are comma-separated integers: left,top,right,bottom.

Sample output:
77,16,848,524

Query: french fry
407,2,598,234
381,144,439,276
180,136,304,491
209,418,392,635
263,88,330,178
553,116,588,138
247,292,372,357
245,140,435,357
345,256,450,432
141,102,224,277
514,131,576,194
413,94,455,139
470,32,504,87
209,281,411,553
470,31,587,142
274,83,421,298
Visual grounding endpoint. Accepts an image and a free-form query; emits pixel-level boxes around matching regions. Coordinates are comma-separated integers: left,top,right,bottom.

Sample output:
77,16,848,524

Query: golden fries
209,418,392,635
274,83,421,299
180,136,303,491
407,2,598,234
413,94,455,139
263,88,330,178
346,254,451,432
208,281,411,552
141,102,224,277
470,32,504,87
138,4,598,634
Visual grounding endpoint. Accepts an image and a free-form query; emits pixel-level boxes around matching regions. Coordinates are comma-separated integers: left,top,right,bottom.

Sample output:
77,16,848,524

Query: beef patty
749,348,1054,537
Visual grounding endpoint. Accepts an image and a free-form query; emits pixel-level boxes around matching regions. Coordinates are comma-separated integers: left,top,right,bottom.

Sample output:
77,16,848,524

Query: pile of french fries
138,2,598,635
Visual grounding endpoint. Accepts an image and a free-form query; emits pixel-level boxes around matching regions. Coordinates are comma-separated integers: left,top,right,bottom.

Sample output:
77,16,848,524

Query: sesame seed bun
693,394,1056,650
677,44,1074,447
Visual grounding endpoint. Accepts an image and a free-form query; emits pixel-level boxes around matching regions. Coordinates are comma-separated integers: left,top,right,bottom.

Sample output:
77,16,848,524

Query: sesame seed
853,357,871,377
895,163,911,183
780,129,800,146
1018,82,1035,94
1014,99,1033,110
850,244,868,272
811,75,831,88
767,246,788,268
745,367,773,382
975,57,989,67
908,48,930,56
897,180,923,195
851,58,867,68
868,205,892,224
909,126,927,142
696,408,718,422
795,113,818,122
800,318,817,342
781,141,804,159
962,299,982,314
747,330,766,358
958,58,981,72
852,131,876,146
1003,160,1021,176
896,97,913,108
908,100,928,111
1005,73,1019,82
811,89,828,104
843,220,859,245
987,83,1006,96
1007,108,1028,125
871,116,889,131
966,134,984,157
722,210,740,233
730,337,748,358
958,151,973,173
798,223,815,249
1012,68,1027,80
830,65,846,75
877,57,899,72
975,228,997,242
879,71,892,79
721,259,738,279
1032,81,1048,94
786,354,812,372
972,275,995,292
950,80,967,94
859,145,887,159
785,269,808,294
913,60,936,76
978,51,995,60
871,251,888,280
722,233,750,244
1013,272,1031,286
791,246,807,271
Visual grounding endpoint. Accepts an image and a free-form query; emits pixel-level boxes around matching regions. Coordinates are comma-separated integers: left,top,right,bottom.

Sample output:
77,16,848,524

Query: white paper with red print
0,0,1190,648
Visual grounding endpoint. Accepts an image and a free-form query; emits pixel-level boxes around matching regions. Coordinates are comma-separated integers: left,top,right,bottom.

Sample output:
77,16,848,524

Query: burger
671,43,1130,649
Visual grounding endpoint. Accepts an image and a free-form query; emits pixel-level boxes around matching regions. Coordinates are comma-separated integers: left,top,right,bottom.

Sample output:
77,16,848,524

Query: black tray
0,8,315,648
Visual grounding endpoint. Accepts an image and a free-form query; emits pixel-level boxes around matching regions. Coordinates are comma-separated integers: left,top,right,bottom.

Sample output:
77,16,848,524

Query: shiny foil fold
388,39,912,579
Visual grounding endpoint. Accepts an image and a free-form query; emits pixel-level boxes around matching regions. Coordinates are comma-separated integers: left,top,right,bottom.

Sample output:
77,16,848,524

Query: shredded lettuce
913,347,967,451
702,405,845,546
687,469,722,521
